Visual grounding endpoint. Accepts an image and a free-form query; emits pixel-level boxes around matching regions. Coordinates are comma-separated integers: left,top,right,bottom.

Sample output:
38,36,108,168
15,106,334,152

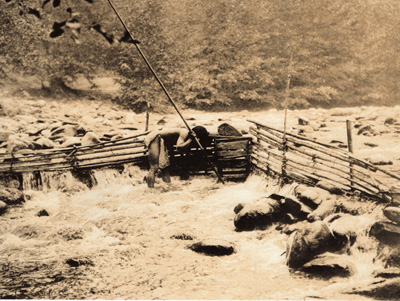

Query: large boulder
234,196,281,231
286,220,345,269
81,132,101,146
307,199,337,222
0,187,24,205
369,221,400,246
217,123,242,137
384,207,400,225
280,195,313,222
302,253,356,278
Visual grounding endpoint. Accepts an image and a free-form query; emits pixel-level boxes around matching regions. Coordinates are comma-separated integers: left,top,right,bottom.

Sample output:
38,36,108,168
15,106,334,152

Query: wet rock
281,196,312,221
50,124,86,138
297,189,321,209
66,257,94,267
218,123,242,137
383,207,400,225
308,121,320,131
61,137,81,148
302,253,356,278
286,220,342,269
37,209,49,217
234,197,281,231
35,137,56,149
298,125,314,134
370,221,400,246
6,137,35,153
170,233,194,240
81,132,101,146
0,200,7,215
316,181,344,195
365,154,393,166
346,278,400,300
357,125,376,136
188,239,236,256
298,116,309,126
0,187,24,205
373,268,400,279
156,118,166,125
384,118,397,125
307,199,337,222
0,130,11,143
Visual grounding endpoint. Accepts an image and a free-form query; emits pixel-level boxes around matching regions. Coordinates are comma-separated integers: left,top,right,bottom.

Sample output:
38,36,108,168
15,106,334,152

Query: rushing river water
0,164,386,300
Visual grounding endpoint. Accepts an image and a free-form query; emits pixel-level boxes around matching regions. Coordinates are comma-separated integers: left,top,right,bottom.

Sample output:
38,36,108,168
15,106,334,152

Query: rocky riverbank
1,94,400,299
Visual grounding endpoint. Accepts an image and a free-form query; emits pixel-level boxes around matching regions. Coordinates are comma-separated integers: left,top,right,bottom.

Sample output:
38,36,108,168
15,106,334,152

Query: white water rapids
0,165,385,300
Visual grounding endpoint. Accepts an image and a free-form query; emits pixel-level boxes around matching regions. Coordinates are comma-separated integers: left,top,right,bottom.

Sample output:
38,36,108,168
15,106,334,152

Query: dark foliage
0,0,399,112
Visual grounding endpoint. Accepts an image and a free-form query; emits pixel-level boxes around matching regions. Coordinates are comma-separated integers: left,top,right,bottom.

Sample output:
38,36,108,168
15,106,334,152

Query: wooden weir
1,120,397,201
0,132,252,186
248,119,400,201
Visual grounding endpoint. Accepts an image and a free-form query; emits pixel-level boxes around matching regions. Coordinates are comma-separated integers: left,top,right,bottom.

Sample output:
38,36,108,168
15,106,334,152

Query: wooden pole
106,0,224,184
346,120,354,191
145,102,150,131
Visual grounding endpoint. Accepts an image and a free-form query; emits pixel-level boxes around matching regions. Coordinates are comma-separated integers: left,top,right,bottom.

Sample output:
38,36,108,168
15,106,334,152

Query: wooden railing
248,119,400,201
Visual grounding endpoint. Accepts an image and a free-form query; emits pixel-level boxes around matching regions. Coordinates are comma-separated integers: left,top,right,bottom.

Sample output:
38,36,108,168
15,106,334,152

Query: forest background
0,0,399,113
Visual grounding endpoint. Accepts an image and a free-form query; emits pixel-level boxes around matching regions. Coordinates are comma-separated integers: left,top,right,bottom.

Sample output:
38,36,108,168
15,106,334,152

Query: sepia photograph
0,0,400,299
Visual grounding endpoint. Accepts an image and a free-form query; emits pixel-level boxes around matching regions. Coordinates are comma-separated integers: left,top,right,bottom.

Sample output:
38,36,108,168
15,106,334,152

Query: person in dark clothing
144,126,209,188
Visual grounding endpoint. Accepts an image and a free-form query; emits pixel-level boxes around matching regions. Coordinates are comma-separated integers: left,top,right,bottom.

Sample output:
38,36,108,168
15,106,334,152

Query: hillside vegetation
0,0,399,112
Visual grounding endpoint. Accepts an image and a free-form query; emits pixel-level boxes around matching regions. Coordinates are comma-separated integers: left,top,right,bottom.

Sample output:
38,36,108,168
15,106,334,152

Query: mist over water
0,164,385,299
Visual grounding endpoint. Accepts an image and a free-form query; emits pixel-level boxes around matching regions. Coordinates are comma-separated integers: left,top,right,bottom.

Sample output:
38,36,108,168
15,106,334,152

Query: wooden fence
0,132,252,184
248,119,400,201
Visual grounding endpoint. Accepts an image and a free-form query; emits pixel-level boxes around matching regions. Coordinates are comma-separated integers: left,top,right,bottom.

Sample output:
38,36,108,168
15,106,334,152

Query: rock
383,207,400,225
365,154,393,166
281,195,312,221
50,124,86,138
6,137,35,153
170,233,194,240
308,121,320,131
188,239,236,256
346,278,400,300
298,125,314,134
316,181,344,195
37,209,49,217
0,200,7,215
15,114,38,124
0,187,24,205
302,253,356,278
369,221,400,246
298,116,309,126
364,142,378,147
61,137,81,148
307,199,337,222
157,118,166,125
373,268,400,279
218,123,242,137
286,220,344,269
81,132,101,146
297,189,321,209
357,125,376,136
65,257,94,267
384,118,397,125
35,137,56,149
0,131,11,143
41,129,51,138
234,197,281,231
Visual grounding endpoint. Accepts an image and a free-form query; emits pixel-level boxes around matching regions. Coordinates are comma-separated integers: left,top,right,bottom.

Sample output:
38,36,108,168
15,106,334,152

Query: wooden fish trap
248,119,400,201
0,132,252,188
168,135,252,182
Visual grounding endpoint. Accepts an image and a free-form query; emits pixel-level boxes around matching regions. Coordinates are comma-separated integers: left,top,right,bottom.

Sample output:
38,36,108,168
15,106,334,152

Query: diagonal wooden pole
106,0,224,184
